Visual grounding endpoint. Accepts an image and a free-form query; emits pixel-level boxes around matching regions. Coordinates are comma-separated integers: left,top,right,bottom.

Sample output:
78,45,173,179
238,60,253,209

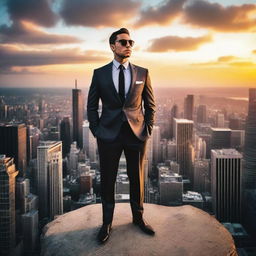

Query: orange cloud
147,34,212,52
191,55,255,68
217,56,236,62
0,45,109,73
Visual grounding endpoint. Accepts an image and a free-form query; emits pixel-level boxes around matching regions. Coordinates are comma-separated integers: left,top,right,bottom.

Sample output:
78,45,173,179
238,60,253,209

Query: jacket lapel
124,63,137,105
106,62,122,104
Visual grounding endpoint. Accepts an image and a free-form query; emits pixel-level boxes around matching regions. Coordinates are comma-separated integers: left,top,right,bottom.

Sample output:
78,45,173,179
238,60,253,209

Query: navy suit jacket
87,61,156,141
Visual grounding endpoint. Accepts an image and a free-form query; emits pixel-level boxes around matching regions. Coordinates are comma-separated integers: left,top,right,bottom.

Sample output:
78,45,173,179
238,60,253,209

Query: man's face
111,33,133,59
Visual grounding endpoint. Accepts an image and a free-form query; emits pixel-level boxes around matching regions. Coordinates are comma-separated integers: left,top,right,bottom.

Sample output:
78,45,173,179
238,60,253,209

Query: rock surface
41,203,237,256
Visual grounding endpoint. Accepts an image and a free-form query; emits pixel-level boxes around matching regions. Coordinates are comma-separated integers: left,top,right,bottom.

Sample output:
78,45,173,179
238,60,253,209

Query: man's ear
110,44,115,51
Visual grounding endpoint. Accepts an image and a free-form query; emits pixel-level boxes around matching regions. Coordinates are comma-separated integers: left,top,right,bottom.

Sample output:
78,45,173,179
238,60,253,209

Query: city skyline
0,86,256,254
0,0,256,88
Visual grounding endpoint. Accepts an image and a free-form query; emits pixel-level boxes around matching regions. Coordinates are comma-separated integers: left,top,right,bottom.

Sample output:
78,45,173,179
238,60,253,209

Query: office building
0,156,19,255
0,123,27,177
152,125,161,164
243,88,256,189
211,149,242,222
174,118,194,178
210,128,231,150
170,104,178,138
72,81,84,149
21,210,38,252
60,116,71,158
197,105,207,123
83,120,97,162
37,141,63,220
184,94,194,120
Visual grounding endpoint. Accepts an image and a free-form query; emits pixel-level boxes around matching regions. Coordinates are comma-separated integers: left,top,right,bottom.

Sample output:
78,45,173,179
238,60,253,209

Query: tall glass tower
72,80,84,149
244,88,256,189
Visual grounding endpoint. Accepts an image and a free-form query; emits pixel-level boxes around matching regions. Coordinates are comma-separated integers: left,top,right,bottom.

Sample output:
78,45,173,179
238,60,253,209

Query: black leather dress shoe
97,223,112,243
133,219,155,235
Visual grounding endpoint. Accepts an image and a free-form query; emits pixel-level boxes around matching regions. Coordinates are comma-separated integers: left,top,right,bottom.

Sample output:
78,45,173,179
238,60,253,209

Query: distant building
82,120,96,162
72,81,84,149
243,88,256,233
197,105,207,123
0,123,27,177
211,149,242,222
159,173,183,205
183,191,204,209
184,94,194,120
193,159,210,193
60,116,71,158
243,88,256,189
210,128,231,150
37,141,63,220
170,104,178,138
152,125,161,164
21,210,39,252
231,130,244,151
0,155,19,255
69,141,79,172
216,113,225,128
174,118,194,178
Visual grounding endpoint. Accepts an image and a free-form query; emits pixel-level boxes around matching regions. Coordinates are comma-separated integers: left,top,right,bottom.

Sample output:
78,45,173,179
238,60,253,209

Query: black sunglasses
115,39,135,47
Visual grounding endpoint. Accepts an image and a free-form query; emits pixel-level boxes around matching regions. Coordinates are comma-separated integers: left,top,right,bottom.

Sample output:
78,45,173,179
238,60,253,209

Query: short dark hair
109,28,130,45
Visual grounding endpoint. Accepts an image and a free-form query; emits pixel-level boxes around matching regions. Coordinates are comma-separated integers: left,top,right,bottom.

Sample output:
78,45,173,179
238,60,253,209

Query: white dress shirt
112,59,131,98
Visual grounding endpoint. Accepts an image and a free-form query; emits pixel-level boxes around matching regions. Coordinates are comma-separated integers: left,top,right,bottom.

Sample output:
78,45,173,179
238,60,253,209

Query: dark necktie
119,65,125,104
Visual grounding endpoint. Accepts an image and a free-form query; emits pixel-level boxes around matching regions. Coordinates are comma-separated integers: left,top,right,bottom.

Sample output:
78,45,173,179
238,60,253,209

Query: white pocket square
135,81,143,84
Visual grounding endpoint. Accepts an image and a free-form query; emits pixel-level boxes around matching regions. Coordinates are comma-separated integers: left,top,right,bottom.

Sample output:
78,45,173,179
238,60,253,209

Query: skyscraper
174,118,194,178
82,120,97,162
210,128,231,150
211,149,242,222
216,113,225,128
243,88,256,189
243,88,256,232
170,104,178,139
37,141,63,220
197,105,207,123
60,116,71,158
184,94,194,120
0,155,19,255
72,80,84,149
0,123,27,177
152,125,161,164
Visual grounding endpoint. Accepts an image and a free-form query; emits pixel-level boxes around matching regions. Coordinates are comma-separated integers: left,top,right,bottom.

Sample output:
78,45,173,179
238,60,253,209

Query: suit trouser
97,121,147,224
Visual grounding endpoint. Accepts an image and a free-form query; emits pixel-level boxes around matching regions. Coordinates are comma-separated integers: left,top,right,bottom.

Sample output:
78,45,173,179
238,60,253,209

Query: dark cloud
135,0,187,27
59,0,141,27
0,45,109,69
183,0,256,32
7,0,58,27
147,34,212,52
0,21,82,44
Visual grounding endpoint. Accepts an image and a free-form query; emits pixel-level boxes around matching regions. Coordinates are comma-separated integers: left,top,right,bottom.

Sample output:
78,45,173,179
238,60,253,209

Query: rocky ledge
41,203,237,256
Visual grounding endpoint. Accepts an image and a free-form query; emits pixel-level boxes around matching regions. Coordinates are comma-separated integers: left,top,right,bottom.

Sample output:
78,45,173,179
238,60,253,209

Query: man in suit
87,28,156,243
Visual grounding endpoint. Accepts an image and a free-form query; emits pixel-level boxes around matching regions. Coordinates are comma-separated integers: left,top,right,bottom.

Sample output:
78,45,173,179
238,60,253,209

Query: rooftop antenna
75,79,77,89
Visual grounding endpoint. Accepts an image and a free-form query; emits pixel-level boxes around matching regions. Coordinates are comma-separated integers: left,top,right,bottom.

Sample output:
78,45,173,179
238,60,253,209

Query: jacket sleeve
142,69,156,136
87,70,100,137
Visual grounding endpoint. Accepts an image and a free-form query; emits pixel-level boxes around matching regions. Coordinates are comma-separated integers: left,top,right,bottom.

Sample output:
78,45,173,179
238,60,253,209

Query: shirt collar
113,59,129,70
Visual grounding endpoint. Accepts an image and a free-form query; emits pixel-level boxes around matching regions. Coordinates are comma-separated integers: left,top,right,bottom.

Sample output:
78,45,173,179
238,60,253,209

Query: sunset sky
0,0,256,88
